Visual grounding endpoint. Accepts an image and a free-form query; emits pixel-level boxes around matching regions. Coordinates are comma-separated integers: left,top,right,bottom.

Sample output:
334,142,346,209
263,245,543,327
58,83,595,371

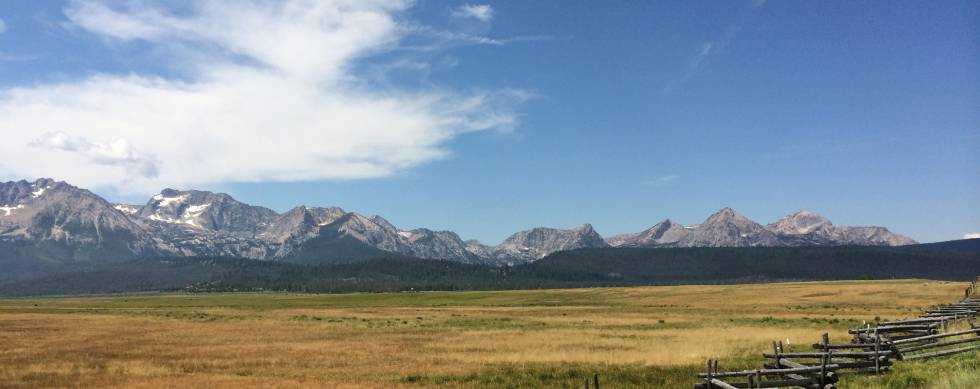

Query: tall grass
0,279,971,388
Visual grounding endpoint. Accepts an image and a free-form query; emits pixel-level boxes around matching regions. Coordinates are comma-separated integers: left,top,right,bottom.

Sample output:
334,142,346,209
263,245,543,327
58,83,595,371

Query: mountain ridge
0,178,917,268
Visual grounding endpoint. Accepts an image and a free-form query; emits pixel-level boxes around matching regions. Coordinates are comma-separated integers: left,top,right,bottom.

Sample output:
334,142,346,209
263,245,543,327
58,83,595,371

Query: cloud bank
965,233,980,240
0,0,524,194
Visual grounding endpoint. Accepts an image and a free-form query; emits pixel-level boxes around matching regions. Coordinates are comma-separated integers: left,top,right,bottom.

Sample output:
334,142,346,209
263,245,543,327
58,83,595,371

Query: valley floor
0,280,976,388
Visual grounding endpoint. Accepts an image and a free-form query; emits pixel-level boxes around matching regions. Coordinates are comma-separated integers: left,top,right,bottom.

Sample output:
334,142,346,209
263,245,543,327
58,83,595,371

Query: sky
0,0,977,244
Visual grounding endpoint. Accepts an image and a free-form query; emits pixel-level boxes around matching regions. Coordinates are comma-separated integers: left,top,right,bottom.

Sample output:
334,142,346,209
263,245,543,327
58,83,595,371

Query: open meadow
1,279,976,388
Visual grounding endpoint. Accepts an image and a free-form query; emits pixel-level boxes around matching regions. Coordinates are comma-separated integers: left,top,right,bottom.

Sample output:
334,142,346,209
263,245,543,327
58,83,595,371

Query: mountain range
0,178,916,267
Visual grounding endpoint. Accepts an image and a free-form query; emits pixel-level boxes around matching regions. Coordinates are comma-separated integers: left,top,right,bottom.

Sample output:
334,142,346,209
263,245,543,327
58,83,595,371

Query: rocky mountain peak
370,215,398,232
137,189,277,233
607,218,690,248
769,210,833,235
704,207,747,223
0,178,160,256
1,178,921,267
494,223,609,262
678,208,781,247
574,223,596,234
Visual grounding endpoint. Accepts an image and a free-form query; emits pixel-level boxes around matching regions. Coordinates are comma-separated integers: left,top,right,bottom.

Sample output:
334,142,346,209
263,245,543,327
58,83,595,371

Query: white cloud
453,4,494,22
0,17,6,34
0,0,525,194
29,132,159,178
964,233,980,240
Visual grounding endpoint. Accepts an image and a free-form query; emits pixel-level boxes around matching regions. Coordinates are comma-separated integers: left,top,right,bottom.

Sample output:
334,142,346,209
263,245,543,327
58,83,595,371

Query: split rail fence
694,276,980,389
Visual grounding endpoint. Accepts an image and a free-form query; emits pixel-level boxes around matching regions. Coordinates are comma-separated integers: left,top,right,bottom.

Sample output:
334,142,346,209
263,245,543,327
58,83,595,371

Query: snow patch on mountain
152,193,188,207
149,214,183,224
31,186,49,198
0,204,25,216
114,205,140,214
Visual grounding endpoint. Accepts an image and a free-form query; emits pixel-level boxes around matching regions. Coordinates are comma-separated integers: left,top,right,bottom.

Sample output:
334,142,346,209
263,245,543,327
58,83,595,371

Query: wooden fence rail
695,276,980,389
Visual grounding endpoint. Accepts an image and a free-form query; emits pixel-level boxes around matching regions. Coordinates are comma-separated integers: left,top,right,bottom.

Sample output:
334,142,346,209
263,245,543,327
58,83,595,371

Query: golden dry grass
0,279,968,388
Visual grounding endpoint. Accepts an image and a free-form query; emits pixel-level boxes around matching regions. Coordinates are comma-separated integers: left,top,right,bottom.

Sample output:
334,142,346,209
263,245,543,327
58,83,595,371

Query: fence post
593,372,600,389
819,352,827,386
705,360,713,389
583,376,589,389
772,341,781,368
873,328,881,375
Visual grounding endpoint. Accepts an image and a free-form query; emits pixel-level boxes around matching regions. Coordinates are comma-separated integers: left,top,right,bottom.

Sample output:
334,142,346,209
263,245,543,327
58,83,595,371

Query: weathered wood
694,378,820,389
704,359,713,389
891,328,980,345
812,343,879,350
903,344,980,360
923,309,978,314
774,358,833,383
871,332,935,341
927,307,980,311
767,359,887,370
697,362,867,379
709,378,739,389
849,324,938,334
762,350,893,358
879,317,953,325
873,329,881,375
832,366,892,377
689,277,979,387
898,335,980,353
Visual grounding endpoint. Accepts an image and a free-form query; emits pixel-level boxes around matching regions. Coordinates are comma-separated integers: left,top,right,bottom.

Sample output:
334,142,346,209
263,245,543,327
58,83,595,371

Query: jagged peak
770,210,833,235
646,218,680,231
156,188,183,197
370,214,398,231
704,207,750,223
31,177,59,187
792,210,820,217
652,218,681,227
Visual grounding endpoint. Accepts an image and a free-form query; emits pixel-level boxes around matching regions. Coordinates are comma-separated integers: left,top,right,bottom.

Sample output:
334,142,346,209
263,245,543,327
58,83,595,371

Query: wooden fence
694,277,980,389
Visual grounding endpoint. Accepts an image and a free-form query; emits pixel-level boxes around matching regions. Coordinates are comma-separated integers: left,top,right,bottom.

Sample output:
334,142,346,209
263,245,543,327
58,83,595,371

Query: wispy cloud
965,233,980,239
661,3,758,94
395,24,554,53
0,0,528,194
642,174,681,186
0,17,6,34
453,4,494,22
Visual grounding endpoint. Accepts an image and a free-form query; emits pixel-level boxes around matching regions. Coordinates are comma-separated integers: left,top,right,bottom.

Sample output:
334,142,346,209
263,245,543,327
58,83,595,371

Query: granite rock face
674,208,783,247
0,179,161,257
492,224,609,263
768,210,916,246
607,219,688,247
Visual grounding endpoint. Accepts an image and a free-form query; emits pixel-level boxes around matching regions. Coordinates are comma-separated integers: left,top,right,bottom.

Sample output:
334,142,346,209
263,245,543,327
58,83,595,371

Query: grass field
0,279,976,388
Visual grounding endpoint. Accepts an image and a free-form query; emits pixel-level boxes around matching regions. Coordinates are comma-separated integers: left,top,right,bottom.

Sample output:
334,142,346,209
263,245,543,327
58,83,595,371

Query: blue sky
0,0,977,244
